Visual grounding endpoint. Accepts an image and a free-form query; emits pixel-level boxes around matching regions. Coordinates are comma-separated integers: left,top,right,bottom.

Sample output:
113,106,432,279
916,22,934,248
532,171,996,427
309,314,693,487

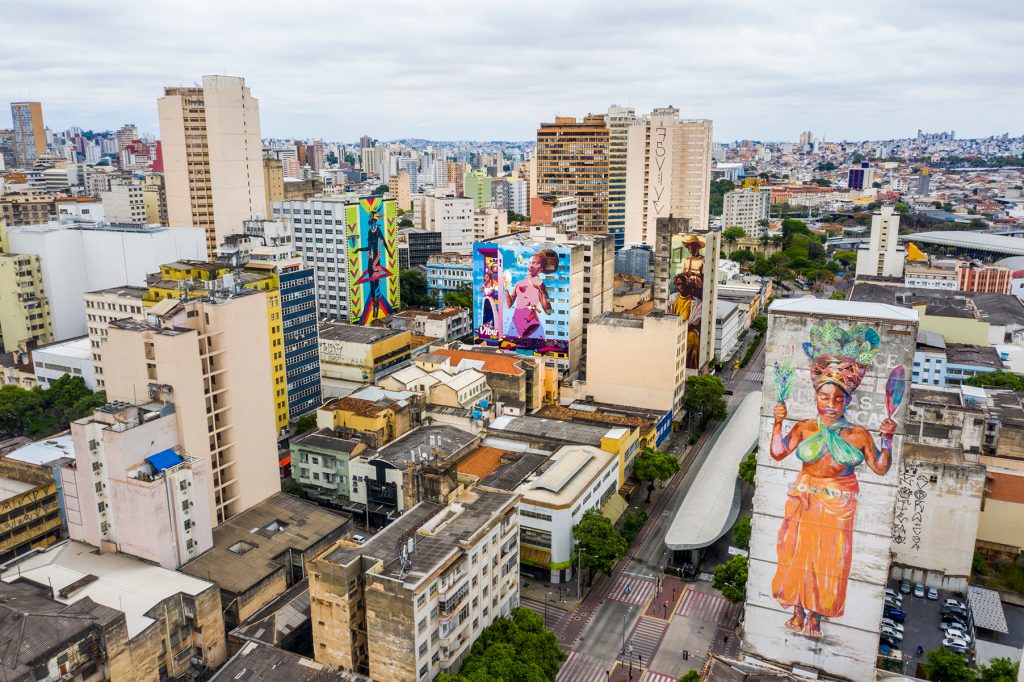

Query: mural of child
504,248,556,340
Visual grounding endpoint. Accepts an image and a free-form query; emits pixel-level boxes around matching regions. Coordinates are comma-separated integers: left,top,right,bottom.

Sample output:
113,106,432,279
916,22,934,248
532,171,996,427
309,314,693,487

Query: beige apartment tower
536,115,610,235
624,107,713,245
103,293,280,524
10,102,46,168
158,76,267,252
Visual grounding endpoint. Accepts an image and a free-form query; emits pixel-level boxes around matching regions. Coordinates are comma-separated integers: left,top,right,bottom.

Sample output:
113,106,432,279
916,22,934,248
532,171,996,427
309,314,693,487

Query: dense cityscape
1,4,1024,682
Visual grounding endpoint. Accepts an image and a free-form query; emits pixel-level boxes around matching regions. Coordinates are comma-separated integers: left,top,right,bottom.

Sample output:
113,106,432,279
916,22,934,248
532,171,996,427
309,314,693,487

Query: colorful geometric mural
346,196,398,325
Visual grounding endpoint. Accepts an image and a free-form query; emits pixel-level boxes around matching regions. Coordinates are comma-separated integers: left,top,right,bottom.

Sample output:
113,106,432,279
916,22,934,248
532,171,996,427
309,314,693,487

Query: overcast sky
3,0,1021,143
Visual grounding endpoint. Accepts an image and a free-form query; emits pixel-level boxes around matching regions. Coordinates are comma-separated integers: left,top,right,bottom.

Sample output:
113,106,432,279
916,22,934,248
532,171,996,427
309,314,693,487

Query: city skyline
3,0,1021,142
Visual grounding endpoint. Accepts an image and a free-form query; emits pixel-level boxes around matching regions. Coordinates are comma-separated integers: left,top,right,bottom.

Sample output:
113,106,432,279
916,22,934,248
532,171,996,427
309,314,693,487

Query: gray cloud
1,0,1020,142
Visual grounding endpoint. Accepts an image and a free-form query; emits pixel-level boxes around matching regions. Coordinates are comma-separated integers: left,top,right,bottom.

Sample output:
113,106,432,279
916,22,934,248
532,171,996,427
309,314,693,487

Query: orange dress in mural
769,323,899,638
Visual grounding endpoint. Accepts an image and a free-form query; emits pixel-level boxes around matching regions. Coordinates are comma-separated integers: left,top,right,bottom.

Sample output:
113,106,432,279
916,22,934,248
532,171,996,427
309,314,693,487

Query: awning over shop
601,493,629,525
664,391,761,551
968,585,1009,633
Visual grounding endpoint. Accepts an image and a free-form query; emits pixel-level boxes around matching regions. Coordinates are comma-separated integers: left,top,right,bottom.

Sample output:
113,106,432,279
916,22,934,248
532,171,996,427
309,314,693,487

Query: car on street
927,587,939,600
900,579,912,594
881,618,904,633
913,583,926,598
884,607,906,622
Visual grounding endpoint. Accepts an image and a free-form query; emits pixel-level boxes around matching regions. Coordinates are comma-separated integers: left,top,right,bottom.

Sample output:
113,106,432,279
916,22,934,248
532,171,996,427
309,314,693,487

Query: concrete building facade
536,115,610,235
721,186,771,238
10,102,45,168
855,205,906,279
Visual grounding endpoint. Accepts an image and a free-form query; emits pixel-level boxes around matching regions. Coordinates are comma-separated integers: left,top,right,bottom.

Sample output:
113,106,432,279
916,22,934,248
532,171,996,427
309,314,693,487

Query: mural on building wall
768,324,906,638
347,195,398,324
473,243,570,360
670,234,705,369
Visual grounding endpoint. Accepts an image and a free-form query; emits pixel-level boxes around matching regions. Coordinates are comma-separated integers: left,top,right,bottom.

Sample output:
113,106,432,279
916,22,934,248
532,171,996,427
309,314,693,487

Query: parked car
900,579,912,594
886,588,901,599
885,594,903,608
352,534,365,544
880,625,903,641
943,598,966,609
880,635,902,650
883,607,906,622
945,628,972,643
940,619,969,632
945,642,971,655
927,587,939,600
942,636,970,649
913,583,926,598
881,618,905,633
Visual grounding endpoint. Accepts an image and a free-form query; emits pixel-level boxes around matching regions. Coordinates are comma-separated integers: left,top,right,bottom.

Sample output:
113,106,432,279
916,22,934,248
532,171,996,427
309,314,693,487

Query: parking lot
884,579,1024,668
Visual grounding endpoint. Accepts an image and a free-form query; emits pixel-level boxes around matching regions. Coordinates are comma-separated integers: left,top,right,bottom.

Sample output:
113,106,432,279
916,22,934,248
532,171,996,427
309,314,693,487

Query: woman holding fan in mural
769,323,903,638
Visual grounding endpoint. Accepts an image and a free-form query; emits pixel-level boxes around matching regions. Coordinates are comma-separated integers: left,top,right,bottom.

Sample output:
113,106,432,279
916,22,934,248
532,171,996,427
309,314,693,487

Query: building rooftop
373,425,478,467
945,343,1002,368
770,296,920,323
319,323,407,345
480,452,550,491
182,493,349,595
488,414,627,447
32,335,92,361
292,429,365,456
6,433,75,466
85,284,149,299
212,641,366,682
230,578,310,649
0,477,34,502
321,488,516,587
537,403,655,433
900,231,1024,257
850,284,1024,326
394,307,467,321
0,540,215,637
456,446,511,481
520,445,615,507
425,347,530,376
320,395,404,419
589,312,645,329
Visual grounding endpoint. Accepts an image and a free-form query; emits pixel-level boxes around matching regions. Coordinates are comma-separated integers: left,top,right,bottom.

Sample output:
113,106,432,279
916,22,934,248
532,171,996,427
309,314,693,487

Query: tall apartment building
420,195,475,254
10,102,45,168
536,115,610,235
606,105,636,249
100,178,147,224
855,205,906,279
956,261,1011,294
104,292,281,524
472,206,508,242
848,162,875,190
624,107,713,244
721,186,771,238
64,402,214,568
142,173,168,225
0,213,53,351
530,195,577,231
490,178,528,216
463,169,492,210
115,123,138,152
84,285,149,388
310,488,520,681
158,75,267,252
262,157,285,216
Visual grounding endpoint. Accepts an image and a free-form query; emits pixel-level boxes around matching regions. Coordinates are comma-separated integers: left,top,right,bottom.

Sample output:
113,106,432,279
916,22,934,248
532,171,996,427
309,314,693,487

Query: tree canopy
438,608,566,682
0,375,106,438
979,657,1020,681
399,269,433,308
923,647,975,682
709,179,736,216
292,414,318,436
730,248,756,264
712,555,748,603
965,370,1024,393
678,672,700,682
443,286,473,309
682,375,728,426
507,210,529,223
373,184,388,194
722,226,747,244
738,451,757,485
633,448,680,501
732,516,751,551
572,509,628,580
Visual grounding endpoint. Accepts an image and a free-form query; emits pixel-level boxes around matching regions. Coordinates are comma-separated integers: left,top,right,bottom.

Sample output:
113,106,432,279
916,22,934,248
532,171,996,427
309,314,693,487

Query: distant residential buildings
721,186,771,238
426,252,472,303
529,195,577,231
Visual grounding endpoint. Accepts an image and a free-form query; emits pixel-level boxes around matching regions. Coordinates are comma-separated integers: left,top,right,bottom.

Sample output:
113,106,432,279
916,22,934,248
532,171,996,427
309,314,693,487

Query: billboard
346,196,398,324
473,243,570,361
743,302,917,680
669,229,718,370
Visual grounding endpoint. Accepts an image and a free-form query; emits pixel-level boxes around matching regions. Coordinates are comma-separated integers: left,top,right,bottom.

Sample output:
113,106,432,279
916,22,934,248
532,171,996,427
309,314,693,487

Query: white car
942,636,969,649
885,594,903,607
881,618,905,633
943,598,966,609
881,625,903,641
945,628,972,643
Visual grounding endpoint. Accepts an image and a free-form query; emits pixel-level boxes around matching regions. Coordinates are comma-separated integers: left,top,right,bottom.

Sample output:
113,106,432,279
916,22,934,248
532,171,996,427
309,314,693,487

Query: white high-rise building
624,107,713,245
721,187,771,238
158,75,267,252
421,195,475,254
855,205,905,279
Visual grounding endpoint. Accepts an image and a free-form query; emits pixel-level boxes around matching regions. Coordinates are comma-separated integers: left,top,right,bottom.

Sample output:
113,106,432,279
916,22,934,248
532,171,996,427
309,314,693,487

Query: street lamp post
545,591,551,628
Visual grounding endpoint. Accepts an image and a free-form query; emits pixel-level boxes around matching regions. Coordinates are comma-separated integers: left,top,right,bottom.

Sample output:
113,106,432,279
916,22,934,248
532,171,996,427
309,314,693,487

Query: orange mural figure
769,323,901,638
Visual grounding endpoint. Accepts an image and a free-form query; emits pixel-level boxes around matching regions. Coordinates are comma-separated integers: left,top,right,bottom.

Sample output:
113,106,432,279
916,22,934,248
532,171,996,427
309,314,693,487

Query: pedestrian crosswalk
607,574,657,606
519,596,568,631
556,651,608,682
744,371,765,384
644,671,679,682
677,589,741,624
627,616,667,668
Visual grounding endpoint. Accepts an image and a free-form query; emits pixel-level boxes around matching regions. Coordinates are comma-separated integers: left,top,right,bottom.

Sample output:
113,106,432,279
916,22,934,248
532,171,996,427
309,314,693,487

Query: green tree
443,286,473,309
965,370,1024,392
620,510,648,543
633,447,680,502
732,516,751,551
398,217,414,228
373,184,388,194
731,248,756,264
811,178,831,187
682,375,728,429
738,451,757,485
979,657,1020,681
752,257,774,278
325,151,338,166
829,291,846,301
722,226,747,255
833,250,857,268
293,414,318,435
438,607,566,682
0,376,105,439
399,269,433,308
344,152,356,165
894,202,910,215
709,179,736,216
507,210,529,223
712,555,748,603
923,647,975,682
678,673,700,682
815,161,836,172
751,316,768,335
572,509,628,583
969,217,989,229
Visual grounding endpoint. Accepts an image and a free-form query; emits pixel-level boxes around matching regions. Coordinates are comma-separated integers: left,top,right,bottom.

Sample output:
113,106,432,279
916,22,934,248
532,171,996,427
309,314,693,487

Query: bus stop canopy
968,585,1009,633
665,391,761,551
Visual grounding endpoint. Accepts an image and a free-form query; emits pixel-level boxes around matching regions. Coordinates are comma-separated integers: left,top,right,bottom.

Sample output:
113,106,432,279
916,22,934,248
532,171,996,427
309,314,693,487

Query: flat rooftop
182,493,349,595
86,284,149,299
292,429,365,456
770,296,920,323
374,425,478,467
0,477,34,502
33,335,92,361
488,414,626,447
321,488,516,587
212,641,365,682
521,445,615,506
6,434,75,466
319,323,407,345
1,540,214,637
479,452,549,491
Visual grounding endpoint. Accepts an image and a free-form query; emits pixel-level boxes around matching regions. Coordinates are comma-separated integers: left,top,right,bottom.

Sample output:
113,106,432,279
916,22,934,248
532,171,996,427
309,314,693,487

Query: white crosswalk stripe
557,651,608,682
644,672,679,682
744,371,764,383
607,574,657,606
677,589,736,624
519,596,568,631
626,616,667,668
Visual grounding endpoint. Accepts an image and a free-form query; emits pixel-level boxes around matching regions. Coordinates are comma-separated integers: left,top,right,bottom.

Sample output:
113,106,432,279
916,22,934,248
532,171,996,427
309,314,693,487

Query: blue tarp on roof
146,448,183,472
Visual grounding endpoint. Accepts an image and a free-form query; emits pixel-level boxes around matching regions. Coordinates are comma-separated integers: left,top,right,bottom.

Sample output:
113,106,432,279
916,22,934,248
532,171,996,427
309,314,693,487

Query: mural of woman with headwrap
769,323,898,638
668,234,705,369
